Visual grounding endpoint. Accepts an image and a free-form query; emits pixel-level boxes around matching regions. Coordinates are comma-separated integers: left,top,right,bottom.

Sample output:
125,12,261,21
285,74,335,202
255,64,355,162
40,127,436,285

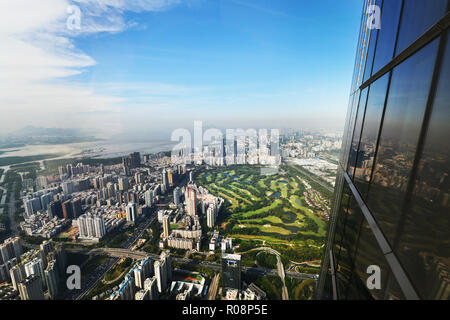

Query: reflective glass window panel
335,197,365,299
322,267,334,300
334,182,353,253
363,28,378,83
383,271,406,300
354,72,390,199
396,0,448,54
363,0,382,83
333,183,353,281
395,34,450,300
341,93,357,168
343,91,361,171
352,219,403,299
367,38,439,245
347,88,368,177
372,0,402,74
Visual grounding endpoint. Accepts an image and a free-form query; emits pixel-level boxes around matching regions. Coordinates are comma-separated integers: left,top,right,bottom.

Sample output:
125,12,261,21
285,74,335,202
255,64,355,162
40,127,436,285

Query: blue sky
1,0,363,137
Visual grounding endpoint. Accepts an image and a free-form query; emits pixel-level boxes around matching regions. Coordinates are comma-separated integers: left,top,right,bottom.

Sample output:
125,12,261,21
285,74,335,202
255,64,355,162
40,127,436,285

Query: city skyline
0,0,362,137
1,0,447,304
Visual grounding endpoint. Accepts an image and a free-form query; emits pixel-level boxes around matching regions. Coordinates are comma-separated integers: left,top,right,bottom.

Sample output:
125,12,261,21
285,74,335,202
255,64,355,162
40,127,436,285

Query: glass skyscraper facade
317,0,449,300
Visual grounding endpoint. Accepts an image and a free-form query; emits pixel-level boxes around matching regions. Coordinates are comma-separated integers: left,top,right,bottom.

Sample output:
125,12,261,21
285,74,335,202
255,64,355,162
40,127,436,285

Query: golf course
195,165,330,247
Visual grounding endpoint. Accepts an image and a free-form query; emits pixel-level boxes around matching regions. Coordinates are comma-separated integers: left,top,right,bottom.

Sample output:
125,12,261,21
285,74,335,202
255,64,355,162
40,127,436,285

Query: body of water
270,192,281,198
0,139,177,160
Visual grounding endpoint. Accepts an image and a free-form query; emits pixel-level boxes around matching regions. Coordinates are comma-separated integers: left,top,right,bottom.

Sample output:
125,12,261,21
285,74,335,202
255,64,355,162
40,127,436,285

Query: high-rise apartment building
62,181,75,195
10,263,26,291
221,254,242,293
185,185,197,216
40,240,55,268
0,237,22,265
134,257,154,289
45,260,59,299
207,205,215,229
135,173,144,185
161,169,169,190
40,193,53,212
71,198,82,219
154,260,167,293
62,200,74,219
77,214,106,239
143,276,159,300
154,251,172,293
122,152,141,169
317,0,450,300
145,189,153,207
23,197,42,218
168,170,174,187
161,251,172,285
18,275,45,300
24,257,46,288
126,202,138,224
47,200,63,219
173,187,181,206
118,177,129,191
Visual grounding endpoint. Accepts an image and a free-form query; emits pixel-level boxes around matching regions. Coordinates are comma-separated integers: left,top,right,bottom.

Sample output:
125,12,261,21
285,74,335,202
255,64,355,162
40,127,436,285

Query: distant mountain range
0,126,100,148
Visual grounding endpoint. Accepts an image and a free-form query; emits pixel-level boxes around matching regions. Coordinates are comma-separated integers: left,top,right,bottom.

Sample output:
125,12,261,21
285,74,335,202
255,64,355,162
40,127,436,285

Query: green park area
196,165,330,264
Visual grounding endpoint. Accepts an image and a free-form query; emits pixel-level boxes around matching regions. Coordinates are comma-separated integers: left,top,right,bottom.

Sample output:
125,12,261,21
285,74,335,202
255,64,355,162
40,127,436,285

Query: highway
67,209,159,300
206,273,220,300
67,244,314,286
286,161,334,193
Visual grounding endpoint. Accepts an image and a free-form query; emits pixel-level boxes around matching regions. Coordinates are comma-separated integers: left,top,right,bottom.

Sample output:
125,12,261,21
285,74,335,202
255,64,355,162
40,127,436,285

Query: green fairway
196,165,329,246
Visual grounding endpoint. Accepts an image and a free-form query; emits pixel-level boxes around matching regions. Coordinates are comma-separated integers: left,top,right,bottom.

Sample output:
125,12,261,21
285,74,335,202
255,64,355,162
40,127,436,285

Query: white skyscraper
160,251,172,284
154,260,167,293
134,257,153,289
126,202,138,223
161,169,169,190
24,257,45,287
77,214,106,239
154,252,171,294
93,215,106,238
207,205,215,229
118,177,129,191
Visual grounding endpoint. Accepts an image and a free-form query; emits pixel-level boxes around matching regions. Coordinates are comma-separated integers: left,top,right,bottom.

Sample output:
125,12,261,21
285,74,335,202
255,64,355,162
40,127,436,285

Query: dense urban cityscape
0,131,341,300
1,0,448,306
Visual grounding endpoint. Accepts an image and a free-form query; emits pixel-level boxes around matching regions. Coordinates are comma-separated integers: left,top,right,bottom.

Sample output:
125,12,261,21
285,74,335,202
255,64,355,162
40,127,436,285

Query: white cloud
0,0,183,135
